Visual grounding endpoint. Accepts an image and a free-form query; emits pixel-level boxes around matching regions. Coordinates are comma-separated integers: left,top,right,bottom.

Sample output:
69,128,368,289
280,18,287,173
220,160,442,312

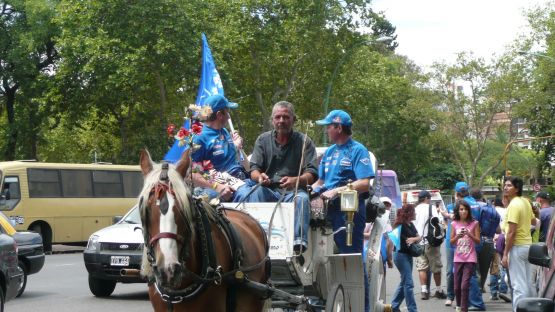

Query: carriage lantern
339,180,358,246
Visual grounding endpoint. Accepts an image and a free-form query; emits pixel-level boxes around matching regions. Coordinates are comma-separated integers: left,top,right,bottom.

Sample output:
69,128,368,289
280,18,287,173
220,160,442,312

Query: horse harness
144,163,270,311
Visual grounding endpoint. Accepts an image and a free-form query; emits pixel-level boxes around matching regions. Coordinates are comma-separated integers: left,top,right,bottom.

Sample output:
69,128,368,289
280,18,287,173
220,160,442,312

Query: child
450,200,481,312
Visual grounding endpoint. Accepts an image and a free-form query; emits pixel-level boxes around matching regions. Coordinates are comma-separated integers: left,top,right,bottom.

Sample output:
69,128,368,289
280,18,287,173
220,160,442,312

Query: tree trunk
4,86,18,160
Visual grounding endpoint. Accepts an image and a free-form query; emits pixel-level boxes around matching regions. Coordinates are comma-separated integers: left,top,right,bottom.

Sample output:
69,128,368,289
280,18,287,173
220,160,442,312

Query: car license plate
110,256,130,266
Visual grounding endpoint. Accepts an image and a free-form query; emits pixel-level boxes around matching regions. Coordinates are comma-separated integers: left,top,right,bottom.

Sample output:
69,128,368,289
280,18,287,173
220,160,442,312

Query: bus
0,161,143,252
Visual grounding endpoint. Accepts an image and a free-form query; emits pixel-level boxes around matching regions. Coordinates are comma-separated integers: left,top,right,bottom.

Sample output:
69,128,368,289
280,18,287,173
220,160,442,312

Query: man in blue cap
311,109,374,312
191,94,252,202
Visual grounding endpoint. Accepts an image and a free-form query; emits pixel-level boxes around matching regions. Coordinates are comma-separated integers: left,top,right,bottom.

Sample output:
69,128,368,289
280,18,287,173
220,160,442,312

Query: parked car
524,213,555,311
0,232,24,310
0,211,44,297
83,205,145,297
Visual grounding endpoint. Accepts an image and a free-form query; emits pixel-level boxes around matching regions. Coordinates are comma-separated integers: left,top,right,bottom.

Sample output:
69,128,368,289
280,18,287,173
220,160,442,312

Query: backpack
479,204,500,238
425,204,445,247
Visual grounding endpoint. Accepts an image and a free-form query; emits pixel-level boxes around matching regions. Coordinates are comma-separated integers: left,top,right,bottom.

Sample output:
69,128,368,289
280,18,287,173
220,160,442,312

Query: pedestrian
536,191,553,243
248,101,318,256
190,95,253,202
451,200,481,312
471,188,500,292
501,176,537,311
413,190,446,300
390,204,422,312
489,197,510,302
312,109,375,311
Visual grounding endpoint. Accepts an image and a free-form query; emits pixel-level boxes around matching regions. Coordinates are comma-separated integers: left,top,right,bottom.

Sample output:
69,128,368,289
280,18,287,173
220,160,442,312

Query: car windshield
120,206,141,224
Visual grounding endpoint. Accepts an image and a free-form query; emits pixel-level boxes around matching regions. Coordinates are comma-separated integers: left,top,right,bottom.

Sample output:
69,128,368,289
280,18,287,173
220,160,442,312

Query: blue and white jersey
191,126,238,172
318,138,375,190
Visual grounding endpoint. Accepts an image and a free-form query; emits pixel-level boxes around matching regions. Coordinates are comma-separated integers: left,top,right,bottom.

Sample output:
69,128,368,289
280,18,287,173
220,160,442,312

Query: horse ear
139,149,154,176
175,149,191,178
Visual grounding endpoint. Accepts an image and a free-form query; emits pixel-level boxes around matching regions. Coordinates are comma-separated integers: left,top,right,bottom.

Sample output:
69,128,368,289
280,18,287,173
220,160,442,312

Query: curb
50,245,85,255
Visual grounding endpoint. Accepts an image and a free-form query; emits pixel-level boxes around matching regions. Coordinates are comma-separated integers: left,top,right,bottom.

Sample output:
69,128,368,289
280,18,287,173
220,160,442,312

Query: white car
83,206,145,297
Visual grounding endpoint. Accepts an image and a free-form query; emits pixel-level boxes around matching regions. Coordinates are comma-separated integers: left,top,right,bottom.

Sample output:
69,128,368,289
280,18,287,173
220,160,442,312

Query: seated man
191,94,252,202
248,101,318,254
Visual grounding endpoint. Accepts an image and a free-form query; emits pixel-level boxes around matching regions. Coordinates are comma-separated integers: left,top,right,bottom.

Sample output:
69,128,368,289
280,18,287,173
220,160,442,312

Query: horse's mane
138,160,218,278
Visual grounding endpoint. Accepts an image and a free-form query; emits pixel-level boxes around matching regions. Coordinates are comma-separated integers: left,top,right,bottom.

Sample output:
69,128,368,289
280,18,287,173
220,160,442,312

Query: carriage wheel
325,283,345,312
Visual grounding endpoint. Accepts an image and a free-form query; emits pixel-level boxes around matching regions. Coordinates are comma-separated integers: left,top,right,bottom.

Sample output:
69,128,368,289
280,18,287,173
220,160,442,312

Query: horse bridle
143,163,223,306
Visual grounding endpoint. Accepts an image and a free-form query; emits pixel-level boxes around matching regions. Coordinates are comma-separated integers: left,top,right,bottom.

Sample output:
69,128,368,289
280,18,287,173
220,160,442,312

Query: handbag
408,243,424,257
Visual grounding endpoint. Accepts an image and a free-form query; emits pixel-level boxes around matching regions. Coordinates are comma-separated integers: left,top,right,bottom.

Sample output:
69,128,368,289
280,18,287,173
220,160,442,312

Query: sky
371,0,549,69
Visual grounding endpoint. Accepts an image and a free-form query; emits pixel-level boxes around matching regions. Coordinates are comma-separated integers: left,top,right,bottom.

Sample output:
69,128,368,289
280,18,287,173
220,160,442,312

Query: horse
138,149,270,312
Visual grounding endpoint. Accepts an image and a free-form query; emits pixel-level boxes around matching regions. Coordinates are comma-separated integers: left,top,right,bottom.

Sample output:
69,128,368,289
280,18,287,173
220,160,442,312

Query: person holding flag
190,94,253,202
390,203,422,312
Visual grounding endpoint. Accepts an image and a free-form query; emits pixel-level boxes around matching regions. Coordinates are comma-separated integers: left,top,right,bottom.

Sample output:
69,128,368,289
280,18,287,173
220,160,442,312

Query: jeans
478,238,495,290
446,247,455,300
489,267,508,295
508,245,535,311
454,262,475,312
247,186,310,249
468,270,485,310
391,252,417,312
193,183,253,203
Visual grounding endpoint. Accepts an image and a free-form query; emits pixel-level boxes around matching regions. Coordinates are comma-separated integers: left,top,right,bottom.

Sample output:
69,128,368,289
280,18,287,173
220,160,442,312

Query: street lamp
322,36,392,145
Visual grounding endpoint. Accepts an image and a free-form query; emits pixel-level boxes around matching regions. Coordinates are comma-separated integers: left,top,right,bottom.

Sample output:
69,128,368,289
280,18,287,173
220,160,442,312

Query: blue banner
164,33,224,163
387,225,402,251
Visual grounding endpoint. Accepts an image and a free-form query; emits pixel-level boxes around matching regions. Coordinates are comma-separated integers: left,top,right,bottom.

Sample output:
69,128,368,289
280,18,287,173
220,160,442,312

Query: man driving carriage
312,109,375,312
190,94,253,202
247,101,318,255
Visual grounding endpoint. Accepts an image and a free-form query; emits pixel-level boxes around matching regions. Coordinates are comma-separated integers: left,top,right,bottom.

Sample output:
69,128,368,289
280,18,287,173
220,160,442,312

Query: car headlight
86,235,100,252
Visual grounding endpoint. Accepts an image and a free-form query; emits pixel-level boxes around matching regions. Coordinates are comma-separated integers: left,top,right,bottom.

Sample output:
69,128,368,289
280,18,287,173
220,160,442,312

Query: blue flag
387,225,402,251
164,33,225,163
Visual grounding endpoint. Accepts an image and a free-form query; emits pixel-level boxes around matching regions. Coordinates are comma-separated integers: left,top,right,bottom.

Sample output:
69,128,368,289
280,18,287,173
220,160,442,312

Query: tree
0,0,59,160
431,52,512,187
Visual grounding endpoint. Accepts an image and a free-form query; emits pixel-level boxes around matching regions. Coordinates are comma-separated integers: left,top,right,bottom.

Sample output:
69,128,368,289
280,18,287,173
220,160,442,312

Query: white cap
380,196,392,204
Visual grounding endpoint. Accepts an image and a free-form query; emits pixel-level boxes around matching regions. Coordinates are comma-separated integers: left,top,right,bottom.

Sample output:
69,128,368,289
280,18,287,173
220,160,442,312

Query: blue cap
204,95,238,113
455,181,468,193
418,190,431,199
315,110,352,126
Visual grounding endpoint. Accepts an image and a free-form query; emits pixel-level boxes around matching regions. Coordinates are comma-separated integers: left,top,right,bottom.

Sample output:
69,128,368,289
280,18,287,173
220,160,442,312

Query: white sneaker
445,299,453,306
455,307,461,312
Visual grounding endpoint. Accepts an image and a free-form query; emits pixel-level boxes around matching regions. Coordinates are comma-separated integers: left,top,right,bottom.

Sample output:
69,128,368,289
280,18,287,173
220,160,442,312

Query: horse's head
138,149,193,288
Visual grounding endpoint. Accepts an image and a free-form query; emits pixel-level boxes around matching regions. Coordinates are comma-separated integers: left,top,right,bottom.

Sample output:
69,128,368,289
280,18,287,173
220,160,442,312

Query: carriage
221,195,392,312
135,150,392,312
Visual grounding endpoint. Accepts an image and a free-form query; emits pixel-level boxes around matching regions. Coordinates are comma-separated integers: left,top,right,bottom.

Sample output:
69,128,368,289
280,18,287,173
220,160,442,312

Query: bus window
61,170,93,197
93,170,123,197
1,176,21,211
28,169,62,197
122,171,142,197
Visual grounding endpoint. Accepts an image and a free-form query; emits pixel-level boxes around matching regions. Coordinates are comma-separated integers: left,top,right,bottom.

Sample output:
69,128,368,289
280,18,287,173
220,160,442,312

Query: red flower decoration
177,127,190,139
202,160,214,170
166,124,176,137
191,121,203,134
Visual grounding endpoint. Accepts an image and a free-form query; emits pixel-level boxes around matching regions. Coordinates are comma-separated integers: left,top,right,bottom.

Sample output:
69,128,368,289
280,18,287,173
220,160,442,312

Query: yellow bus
0,161,143,252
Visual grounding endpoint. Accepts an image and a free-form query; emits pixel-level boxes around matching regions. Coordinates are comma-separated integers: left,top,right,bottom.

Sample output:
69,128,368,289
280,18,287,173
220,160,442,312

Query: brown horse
138,149,269,312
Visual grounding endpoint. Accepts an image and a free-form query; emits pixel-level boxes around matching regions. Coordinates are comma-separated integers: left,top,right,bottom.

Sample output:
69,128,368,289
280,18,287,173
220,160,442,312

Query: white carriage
223,196,391,312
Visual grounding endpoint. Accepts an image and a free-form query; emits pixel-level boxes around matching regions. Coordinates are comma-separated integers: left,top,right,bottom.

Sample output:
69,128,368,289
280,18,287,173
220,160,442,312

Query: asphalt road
6,253,151,311
5,249,512,312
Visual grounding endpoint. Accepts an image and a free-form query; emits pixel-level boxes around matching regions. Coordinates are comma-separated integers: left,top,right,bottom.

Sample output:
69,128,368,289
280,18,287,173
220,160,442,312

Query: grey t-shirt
250,130,318,188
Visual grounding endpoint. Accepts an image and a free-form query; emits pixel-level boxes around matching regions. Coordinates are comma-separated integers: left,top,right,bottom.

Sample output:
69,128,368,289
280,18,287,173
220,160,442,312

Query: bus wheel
30,224,52,254
88,275,116,297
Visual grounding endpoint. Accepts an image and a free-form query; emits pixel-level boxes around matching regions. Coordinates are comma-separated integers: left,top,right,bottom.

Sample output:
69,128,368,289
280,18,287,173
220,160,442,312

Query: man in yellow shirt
501,176,536,311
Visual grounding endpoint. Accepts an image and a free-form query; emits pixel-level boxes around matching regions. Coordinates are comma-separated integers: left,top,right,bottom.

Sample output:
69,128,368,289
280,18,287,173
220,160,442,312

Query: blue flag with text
164,33,224,163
